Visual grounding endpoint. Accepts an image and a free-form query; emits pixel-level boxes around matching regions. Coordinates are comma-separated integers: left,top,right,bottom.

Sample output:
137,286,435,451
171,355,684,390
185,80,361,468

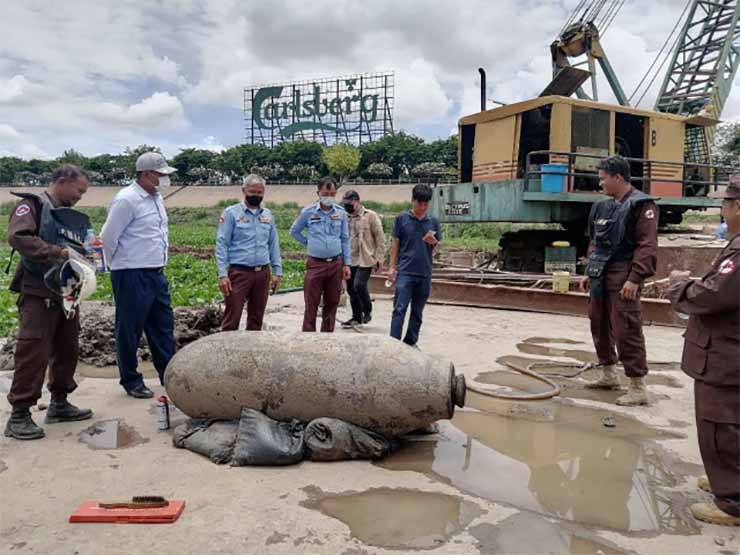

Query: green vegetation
0,133,459,186
0,200,526,337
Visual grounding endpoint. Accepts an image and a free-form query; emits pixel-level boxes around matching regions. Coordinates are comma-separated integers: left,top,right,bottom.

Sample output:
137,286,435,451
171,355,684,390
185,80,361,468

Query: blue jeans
390,273,431,346
111,269,175,391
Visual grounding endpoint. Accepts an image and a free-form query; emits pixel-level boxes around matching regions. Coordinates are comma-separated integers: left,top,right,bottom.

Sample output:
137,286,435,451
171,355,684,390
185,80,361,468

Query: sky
1,0,738,160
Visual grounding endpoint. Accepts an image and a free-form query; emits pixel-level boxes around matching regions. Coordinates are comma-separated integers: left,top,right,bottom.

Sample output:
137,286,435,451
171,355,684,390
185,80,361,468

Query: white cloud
93,92,188,130
0,0,737,158
0,124,49,159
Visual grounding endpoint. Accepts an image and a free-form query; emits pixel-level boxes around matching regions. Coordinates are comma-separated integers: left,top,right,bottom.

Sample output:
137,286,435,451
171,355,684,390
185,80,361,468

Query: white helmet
57,255,97,318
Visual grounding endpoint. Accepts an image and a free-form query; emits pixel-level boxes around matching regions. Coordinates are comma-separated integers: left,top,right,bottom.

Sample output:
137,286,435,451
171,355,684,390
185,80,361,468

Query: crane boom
655,0,740,163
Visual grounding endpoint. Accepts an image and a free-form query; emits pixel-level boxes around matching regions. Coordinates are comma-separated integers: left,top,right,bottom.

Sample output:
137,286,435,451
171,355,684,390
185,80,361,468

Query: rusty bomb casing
164,331,466,437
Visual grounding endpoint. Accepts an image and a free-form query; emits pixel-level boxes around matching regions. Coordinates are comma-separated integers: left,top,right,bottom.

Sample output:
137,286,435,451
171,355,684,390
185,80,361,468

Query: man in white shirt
101,152,177,399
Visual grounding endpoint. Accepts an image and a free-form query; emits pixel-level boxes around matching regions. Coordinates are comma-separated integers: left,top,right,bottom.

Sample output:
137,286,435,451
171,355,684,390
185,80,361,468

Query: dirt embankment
0,301,222,369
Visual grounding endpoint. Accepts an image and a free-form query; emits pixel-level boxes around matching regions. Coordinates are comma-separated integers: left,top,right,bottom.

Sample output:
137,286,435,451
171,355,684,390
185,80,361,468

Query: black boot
4,408,45,440
45,393,93,424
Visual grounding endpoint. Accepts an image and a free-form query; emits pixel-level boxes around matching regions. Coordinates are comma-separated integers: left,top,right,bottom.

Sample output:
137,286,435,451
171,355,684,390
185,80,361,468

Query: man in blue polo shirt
290,177,351,332
216,174,282,331
388,184,441,347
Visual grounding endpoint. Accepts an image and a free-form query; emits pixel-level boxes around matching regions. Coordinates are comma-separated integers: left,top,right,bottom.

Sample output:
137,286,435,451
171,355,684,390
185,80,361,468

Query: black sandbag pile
173,408,399,465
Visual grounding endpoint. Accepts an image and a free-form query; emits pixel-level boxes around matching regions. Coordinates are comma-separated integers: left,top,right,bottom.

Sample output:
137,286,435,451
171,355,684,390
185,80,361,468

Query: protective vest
586,189,654,296
11,192,90,281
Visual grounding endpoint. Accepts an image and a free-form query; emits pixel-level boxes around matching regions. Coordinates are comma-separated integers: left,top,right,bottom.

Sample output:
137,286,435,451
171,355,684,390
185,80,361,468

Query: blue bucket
541,164,567,193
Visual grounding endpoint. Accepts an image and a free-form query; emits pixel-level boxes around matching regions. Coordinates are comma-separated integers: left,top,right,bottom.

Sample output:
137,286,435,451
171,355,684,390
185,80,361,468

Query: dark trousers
303,257,343,332
347,266,373,321
111,269,175,390
390,273,431,346
695,381,740,516
221,266,270,331
7,294,79,409
588,271,648,378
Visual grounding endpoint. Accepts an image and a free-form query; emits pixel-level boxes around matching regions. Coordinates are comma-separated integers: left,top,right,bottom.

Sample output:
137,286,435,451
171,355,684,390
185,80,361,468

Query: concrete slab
0,293,736,554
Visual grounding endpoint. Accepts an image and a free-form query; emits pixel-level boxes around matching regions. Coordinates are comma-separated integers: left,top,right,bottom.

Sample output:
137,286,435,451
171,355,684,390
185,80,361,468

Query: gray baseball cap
135,152,177,174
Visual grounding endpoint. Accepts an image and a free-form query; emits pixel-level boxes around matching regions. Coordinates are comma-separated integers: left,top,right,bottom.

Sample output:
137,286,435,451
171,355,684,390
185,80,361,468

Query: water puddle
301,486,484,550
516,338,682,372
78,419,149,450
481,361,680,404
77,363,158,379
469,512,627,554
377,394,701,535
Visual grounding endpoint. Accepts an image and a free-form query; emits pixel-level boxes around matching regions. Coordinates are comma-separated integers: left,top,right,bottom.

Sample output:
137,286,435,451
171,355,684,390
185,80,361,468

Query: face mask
343,203,355,214
157,175,171,188
246,195,263,207
319,195,335,207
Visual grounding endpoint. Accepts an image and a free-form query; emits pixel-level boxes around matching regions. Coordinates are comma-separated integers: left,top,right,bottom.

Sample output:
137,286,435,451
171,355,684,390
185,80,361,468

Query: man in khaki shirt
340,190,385,327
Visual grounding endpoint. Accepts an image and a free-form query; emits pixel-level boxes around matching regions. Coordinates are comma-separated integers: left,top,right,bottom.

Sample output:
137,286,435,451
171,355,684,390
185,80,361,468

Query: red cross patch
14,205,30,217
718,259,736,275
645,209,655,220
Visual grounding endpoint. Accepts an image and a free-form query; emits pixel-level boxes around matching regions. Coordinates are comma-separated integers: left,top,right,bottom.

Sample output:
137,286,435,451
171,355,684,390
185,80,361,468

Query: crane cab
458,95,718,199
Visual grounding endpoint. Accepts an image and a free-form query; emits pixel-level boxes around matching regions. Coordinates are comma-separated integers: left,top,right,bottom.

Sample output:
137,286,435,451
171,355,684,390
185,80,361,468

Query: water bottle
84,228,107,273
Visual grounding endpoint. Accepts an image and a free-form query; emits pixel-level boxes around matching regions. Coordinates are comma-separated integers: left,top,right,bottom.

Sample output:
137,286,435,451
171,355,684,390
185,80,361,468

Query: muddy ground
0,302,222,370
0,293,737,555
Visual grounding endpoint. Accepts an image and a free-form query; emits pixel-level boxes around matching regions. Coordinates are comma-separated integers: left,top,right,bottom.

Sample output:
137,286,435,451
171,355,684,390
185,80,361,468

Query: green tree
271,141,323,170
172,148,218,183
364,162,393,178
323,144,361,182
55,148,87,167
214,144,272,178
359,132,426,177
713,123,740,167
0,157,23,184
425,135,458,168
411,162,451,178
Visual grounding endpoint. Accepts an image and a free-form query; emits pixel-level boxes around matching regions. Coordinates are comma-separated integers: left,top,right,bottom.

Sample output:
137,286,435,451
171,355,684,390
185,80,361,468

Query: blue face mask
319,196,335,207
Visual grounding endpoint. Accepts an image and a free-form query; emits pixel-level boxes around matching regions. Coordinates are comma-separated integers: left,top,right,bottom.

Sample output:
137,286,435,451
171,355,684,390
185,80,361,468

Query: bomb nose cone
453,374,466,408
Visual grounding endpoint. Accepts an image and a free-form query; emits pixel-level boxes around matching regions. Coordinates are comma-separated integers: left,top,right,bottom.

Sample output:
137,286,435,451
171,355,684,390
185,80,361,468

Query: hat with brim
135,152,177,174
709,181,740,200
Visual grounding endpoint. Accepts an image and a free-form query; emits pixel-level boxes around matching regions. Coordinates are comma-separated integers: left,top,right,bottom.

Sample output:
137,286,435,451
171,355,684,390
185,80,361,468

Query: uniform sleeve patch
14,205,30,217
645,209,655,220
718,259,736,275
219,215,225,224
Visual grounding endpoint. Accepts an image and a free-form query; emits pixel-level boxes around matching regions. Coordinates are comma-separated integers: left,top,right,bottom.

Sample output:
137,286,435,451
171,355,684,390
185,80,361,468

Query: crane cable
631,0,692,107
560,0,590,35
600,0,627,35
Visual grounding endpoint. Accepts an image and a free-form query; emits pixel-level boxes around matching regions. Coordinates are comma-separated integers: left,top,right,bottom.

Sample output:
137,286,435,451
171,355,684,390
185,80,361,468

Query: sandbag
304,417,399,461
231,408,305,466
172,419,238,464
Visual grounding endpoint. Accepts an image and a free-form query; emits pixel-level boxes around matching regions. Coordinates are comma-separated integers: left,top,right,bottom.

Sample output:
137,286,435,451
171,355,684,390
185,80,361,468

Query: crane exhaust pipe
478,67,486,111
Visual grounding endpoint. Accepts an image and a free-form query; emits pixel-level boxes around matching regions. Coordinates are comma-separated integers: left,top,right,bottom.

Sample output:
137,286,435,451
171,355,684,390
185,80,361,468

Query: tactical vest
11,192,90,280
586,189,654,296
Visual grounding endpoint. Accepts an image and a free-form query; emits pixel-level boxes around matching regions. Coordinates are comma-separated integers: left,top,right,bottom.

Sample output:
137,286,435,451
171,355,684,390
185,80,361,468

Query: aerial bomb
164,331,466,437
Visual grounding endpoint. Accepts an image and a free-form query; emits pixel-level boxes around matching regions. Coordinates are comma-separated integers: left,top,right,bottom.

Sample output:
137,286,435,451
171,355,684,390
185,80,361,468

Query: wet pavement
78,419,149,450
301,486,484,550
377,392,701,536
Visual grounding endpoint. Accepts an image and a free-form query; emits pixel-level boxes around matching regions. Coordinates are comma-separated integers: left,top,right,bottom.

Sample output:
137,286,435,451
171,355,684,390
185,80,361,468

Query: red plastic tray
69,500,185,524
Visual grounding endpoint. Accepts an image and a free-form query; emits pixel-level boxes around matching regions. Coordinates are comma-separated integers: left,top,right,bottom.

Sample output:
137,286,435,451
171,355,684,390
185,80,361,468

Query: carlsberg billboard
244,72,394,146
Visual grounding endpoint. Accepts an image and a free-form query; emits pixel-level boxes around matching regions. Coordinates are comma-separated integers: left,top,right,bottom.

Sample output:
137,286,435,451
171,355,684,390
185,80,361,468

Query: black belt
141,267,164,273
309,256,341,263
231,264,266,272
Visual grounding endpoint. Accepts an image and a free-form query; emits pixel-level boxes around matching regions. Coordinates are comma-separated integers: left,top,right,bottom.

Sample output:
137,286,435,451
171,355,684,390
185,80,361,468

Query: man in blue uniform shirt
100,152,177,399
216,174,282,331
290,177,351,332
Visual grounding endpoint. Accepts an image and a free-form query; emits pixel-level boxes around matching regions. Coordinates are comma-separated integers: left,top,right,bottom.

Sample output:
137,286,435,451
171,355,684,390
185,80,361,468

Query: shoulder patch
14,204,30,217
219,215,225,224
718,259,736,275
644,209,655,220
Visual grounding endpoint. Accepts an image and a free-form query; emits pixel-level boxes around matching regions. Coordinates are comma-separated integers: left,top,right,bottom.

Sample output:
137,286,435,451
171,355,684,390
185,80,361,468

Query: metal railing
524,150,737,197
